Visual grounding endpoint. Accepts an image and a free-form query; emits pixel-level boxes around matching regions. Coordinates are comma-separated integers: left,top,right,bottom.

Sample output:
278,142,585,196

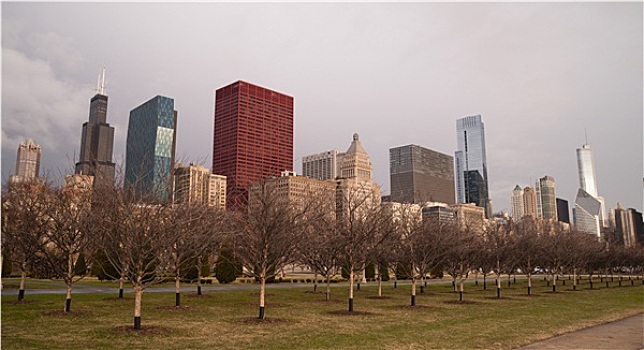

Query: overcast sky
2,1,642,214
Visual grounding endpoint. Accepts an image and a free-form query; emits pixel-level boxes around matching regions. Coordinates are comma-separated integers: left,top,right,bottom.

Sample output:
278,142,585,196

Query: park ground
1,276,643,349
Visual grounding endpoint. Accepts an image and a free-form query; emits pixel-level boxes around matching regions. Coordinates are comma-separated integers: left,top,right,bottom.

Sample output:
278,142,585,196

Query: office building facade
174,163,226,209
75,69,115,188
9,139,41,184
454,115,491,218
302,150,343,181
390,144,455,205
535,175,558,221
511,185,525,220
556,198,570,223
212,81,294,209
576,143,606,226
573,188,601,237
523,186,538,218
125,95,177,202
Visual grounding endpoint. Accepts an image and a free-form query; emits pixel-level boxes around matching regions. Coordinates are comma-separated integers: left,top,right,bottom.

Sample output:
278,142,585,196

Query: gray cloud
2,2,641,213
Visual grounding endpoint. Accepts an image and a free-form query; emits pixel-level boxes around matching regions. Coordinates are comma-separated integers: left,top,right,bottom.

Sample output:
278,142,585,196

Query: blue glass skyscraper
454,114,491,218
125,95,177,202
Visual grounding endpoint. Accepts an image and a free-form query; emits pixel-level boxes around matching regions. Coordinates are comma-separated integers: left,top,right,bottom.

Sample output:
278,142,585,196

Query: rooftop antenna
96,67,106,95
584,128,588,146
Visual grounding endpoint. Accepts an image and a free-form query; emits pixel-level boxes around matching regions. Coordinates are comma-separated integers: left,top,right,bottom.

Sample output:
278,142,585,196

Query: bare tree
483,220,518,299
1,179,52,301
39,182,97,312
335,182,390,312
231,179,320,320
513,217,543,295
92,182,176,330
443,226,478,301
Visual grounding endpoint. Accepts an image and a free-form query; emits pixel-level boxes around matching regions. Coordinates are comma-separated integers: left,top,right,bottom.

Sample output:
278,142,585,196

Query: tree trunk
348,270,354,312
197,256,203,295
377,273,382,297
18,262,27,301
459,278,464,301
119,278,124,299
325,275,331,301
313,270,318,293
527,272,532,295
452,276,457,292
134,285,143,330
65,283,73,312
573,268,577,291
552,272,557,292
175,274,181,307
483,274,487,290
65,254,74,312
496,273,501,299
259,275,266,320
507,273,511,288
411,277,416,306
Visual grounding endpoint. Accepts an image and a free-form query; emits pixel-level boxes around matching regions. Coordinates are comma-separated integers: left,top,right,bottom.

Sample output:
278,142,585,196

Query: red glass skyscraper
212,80,294,209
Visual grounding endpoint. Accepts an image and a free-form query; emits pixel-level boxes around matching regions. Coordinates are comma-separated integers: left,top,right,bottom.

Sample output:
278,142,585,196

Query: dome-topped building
339,133,373,182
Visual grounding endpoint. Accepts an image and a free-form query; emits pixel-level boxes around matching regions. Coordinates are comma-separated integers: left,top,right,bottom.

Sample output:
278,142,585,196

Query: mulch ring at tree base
233,317,288,325
366,295,393,300
443,300,478,305
327,310,377,316
113,325,171,335
303,290,324,294
154,305,195,312
312,298,343,303
43,310,90,316
248,293,275,297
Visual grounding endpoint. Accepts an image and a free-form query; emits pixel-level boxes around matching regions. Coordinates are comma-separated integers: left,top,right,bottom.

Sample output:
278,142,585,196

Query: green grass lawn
2,277,642,350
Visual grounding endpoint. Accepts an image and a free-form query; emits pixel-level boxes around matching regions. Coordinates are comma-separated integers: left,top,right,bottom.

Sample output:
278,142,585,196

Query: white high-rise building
9,139,41,184
511,185,525,220
575,143,605,230
302,150,343,181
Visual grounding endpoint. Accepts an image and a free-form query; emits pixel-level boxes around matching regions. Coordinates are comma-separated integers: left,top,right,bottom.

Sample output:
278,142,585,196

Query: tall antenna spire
96,67,106,95
584,128,588,146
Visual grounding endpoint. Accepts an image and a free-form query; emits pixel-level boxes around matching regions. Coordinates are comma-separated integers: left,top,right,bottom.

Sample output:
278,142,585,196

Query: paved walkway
517,313,644,350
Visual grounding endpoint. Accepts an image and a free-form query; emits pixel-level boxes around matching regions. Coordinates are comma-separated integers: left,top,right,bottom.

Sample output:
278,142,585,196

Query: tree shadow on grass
43,310,90,316
327,310,377,316
443,300,478,305
3,299,39,305
365,295,393,300
233,317,289,325
155,305,195,312
113,325,171,335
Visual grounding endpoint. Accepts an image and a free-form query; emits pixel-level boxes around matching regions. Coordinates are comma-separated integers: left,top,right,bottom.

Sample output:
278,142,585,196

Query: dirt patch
113,325,171,335
327,310,376,316
234,317,288,324
43,310,90,316
366,296,393,300
443,300,478,305
303,290,324,294
484,296,514,300
155,305,194,312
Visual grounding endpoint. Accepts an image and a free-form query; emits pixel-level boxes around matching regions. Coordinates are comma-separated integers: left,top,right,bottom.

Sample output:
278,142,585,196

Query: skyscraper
535,175,558,221
125,95,177,202
389,144,455,204
573,188,601,237
302,150,343,181
511,185,524,220
212,81,294,209
523,186,538,218
578,143,606,223
9,139,41,184
455,115,491,217
75,68,115,188
574,142,605,232
556,198,570,223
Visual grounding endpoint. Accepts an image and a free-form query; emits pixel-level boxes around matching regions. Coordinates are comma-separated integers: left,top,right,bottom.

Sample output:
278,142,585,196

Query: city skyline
2,2,642,213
